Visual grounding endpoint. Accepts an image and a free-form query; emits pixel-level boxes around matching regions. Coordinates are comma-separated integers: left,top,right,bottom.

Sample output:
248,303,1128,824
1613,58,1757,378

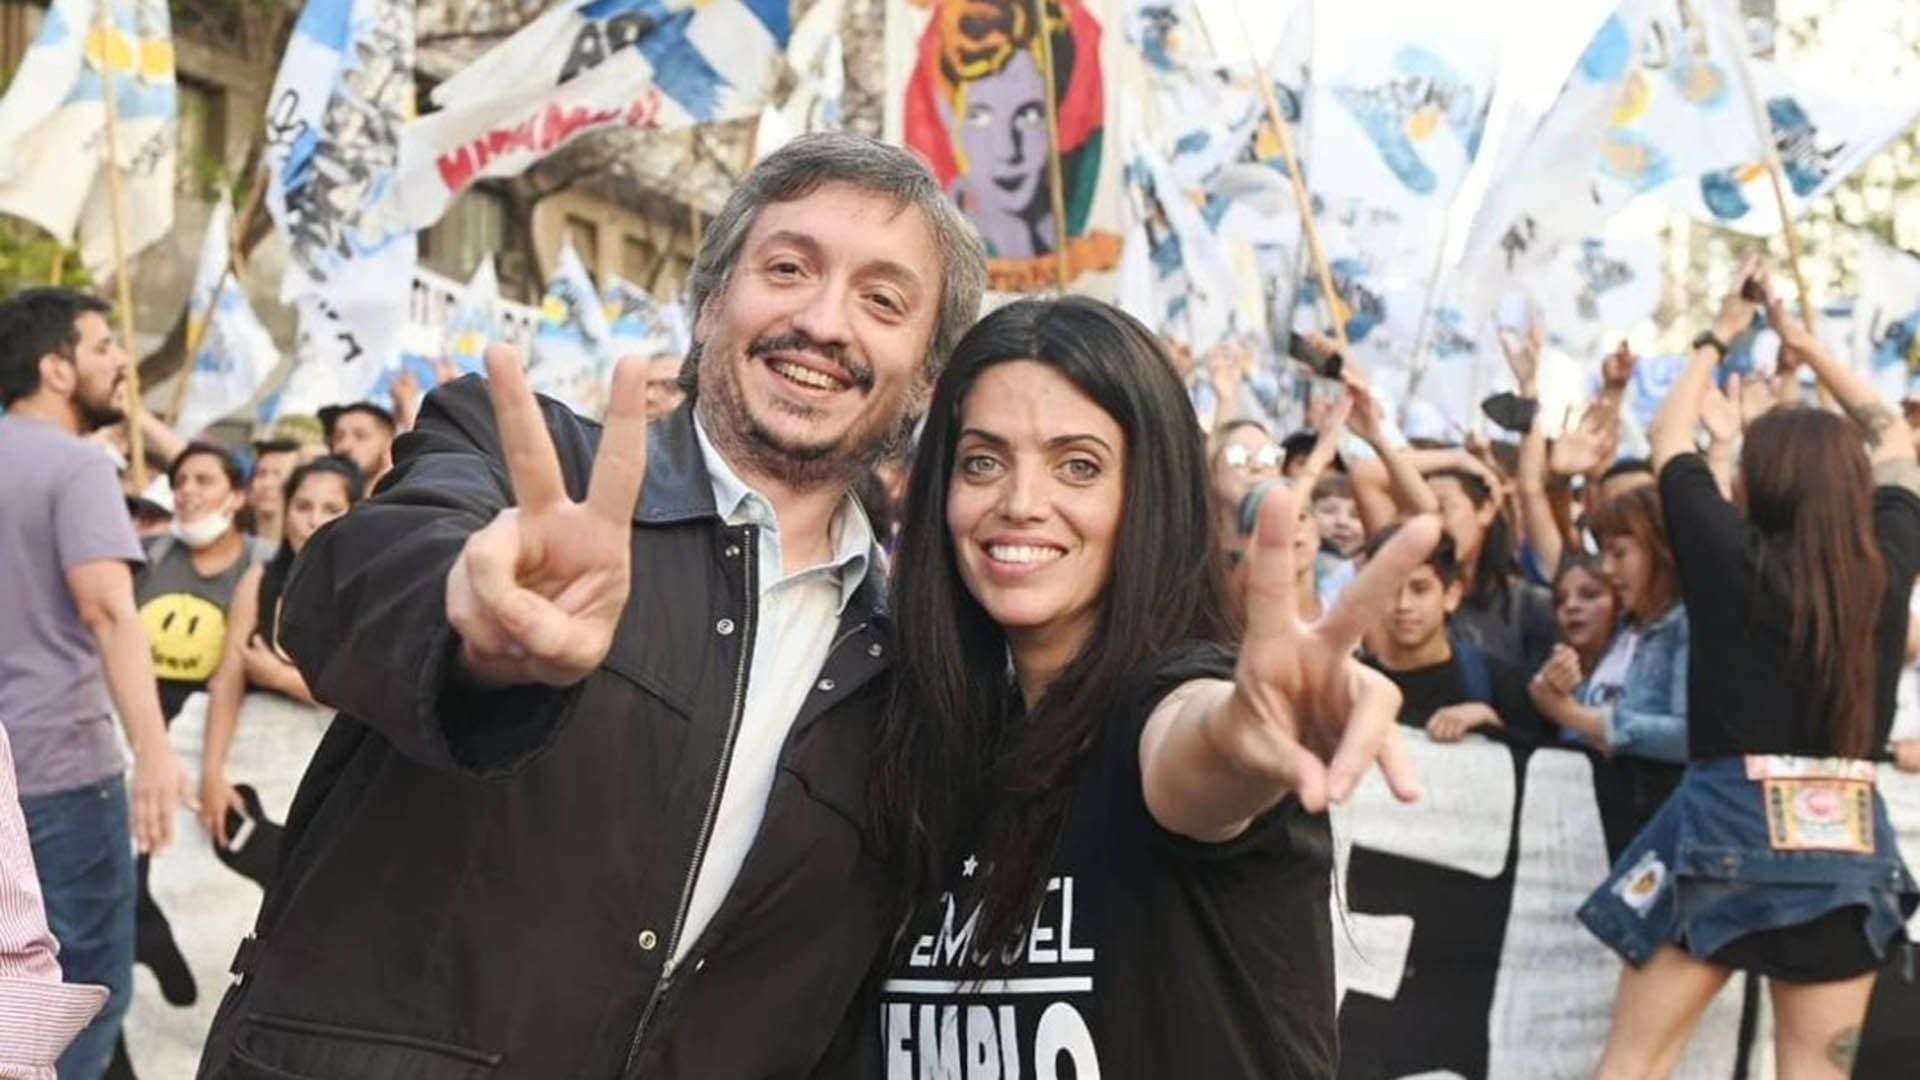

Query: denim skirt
1578,755,1917,977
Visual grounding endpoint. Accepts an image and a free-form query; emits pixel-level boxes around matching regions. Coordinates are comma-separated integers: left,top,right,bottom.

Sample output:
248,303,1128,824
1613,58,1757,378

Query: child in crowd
1361,523,1543,743
1529,485,1690,765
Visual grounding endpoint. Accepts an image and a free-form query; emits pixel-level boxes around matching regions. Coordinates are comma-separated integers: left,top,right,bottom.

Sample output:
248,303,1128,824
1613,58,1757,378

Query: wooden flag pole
1028,0,1073,291
93,0,147,492
166,183,255,427
1199,0,1351,357
1725,23,1815,324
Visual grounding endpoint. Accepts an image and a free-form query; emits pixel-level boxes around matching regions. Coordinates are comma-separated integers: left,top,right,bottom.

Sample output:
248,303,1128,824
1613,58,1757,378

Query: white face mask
171,511,234,550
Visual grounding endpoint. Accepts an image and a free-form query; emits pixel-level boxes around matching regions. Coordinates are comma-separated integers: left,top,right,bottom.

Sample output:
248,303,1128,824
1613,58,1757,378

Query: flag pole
93,0,148,492
1199,0,1351,357
1395,220,1457,427
49,246,66,283
1028,0,1073,291
1721,0,1814,326
167,184,252,427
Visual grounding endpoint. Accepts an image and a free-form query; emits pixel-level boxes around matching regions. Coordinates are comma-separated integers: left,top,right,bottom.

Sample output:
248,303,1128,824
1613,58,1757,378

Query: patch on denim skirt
1613,850,1668,916
1763,778,1874,854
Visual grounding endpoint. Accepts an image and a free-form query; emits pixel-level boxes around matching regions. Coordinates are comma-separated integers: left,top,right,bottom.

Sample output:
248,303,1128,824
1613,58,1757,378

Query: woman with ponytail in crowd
1583,260,1920,1079
872,296,1437,1078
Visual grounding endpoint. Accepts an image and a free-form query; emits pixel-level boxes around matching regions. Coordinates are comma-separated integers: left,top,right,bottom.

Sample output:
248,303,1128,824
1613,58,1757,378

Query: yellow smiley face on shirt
139,593,229,682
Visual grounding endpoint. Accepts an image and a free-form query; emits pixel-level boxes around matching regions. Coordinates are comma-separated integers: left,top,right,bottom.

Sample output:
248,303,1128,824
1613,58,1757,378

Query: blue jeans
21,777,135,1080
1580,756,1916,974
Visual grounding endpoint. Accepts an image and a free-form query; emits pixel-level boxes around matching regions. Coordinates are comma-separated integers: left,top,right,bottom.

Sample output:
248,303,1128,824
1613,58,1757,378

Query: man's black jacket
197,378,894,1079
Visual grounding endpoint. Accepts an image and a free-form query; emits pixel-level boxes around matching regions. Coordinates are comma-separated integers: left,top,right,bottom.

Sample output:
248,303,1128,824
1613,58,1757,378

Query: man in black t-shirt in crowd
1361,524,1542,743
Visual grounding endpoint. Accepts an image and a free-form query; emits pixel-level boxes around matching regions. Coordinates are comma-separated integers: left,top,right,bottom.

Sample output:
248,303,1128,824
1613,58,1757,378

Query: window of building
621,234,653,286
420,187,509,281
176,77,228,192
566,215,600,273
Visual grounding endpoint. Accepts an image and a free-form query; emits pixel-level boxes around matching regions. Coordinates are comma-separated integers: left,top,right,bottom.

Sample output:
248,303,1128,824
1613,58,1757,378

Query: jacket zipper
621,528,759,1075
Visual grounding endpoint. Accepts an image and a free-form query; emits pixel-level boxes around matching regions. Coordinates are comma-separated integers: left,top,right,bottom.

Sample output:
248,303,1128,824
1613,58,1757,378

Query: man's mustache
748,332,873,391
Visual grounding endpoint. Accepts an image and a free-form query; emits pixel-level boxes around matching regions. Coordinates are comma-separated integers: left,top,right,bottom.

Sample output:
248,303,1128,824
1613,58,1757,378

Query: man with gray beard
196,134,986,1078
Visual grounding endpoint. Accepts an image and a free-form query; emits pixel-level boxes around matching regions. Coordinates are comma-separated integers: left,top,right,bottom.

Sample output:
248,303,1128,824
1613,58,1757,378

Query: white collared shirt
670,419,874,968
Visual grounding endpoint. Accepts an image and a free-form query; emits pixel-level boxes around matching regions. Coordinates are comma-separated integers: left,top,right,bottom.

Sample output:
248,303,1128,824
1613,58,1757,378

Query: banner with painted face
886,0,1129,294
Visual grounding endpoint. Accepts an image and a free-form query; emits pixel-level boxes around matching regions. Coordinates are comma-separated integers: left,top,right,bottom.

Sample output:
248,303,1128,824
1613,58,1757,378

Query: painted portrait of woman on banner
901,0,1122,291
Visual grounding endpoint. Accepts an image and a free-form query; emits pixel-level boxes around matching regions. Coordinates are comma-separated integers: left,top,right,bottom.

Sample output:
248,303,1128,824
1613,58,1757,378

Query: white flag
0,0,177,278
1459,0,1755,304
445,254,501,377
753,0,844,163
398,0,789,226
529,240,614,416
1854,236,1920,403
176,197,281,438
602,275,687,360
1535,236,1665,356
264,0,417,412
1663,70,1920,236
1115,136,1244,354
1308,0,1497,228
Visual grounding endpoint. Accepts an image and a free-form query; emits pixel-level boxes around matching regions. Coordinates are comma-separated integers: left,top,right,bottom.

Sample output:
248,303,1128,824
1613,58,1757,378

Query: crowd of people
0,132,1915,1079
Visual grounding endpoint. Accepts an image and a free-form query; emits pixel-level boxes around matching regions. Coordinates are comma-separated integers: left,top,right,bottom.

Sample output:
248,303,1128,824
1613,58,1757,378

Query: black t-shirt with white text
878,644,1337,1079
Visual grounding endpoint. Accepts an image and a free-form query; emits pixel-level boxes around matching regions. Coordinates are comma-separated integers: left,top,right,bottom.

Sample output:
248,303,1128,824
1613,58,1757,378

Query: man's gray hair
682,132,987,386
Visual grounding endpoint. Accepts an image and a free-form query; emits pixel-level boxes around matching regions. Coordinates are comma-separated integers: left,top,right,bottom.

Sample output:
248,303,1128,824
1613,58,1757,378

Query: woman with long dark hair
1426,464,1557,672
871,296,1437,1078
197,455,364,845
1584,262,1920,1079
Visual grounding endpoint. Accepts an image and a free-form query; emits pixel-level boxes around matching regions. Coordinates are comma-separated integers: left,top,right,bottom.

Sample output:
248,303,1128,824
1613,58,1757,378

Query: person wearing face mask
135,443,268,723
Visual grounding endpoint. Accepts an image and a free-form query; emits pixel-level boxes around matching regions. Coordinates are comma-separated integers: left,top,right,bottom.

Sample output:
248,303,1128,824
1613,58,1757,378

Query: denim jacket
1575,604,1690,763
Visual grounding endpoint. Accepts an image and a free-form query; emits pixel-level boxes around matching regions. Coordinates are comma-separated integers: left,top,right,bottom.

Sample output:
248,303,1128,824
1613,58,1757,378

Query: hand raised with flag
1219,489,1440,813
444,344,650,688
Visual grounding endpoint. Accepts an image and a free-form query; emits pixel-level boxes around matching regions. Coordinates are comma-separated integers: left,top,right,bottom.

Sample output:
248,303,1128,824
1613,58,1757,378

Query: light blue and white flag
1536,236,1664,357
1460,0,1754,304
264,0,417,417
602,275,688,360
445,254,501,376
752,0,843,162
176,196,280,438
1854,236,1920,403
1115,139,1246,355
1667,70,1920,237
1309,0,1496,231
0,0,176,277
529,240,613,416
398,0,790,226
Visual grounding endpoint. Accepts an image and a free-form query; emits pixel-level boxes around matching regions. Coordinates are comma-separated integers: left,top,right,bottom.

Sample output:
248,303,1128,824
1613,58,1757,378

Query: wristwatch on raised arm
1690,329,1729,362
